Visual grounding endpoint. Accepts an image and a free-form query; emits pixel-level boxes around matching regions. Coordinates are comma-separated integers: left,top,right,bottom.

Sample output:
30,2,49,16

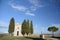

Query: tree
8,17,15,36
21,20,34,36
48,26,58,37
26,20,29,35
21,20,27,36
30,21,33,34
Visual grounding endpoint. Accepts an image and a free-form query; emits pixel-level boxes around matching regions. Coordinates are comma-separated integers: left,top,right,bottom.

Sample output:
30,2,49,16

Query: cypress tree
21,20,27,36
30,21,33,34
26,20,29,35
8,17,15,36
21,20,33,36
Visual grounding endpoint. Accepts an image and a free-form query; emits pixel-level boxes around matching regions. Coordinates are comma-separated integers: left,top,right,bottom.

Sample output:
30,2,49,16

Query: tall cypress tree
21,20,33,36
30,21,33,34
8,17,15,35
26,20,29,35
21,20,27,36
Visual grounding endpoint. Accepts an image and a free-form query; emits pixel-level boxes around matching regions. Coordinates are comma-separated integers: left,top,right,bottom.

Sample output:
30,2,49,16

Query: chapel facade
14,23,23,36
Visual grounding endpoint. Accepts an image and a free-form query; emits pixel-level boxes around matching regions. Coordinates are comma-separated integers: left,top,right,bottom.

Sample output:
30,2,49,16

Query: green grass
0,36,32,40
0,34,46,40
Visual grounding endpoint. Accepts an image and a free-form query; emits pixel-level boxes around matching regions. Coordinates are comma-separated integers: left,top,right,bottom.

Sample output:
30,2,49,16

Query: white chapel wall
14,23,23,36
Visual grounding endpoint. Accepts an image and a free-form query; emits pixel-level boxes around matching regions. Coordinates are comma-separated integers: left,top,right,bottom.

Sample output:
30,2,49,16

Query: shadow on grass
25,37,46,40
52,36,60,39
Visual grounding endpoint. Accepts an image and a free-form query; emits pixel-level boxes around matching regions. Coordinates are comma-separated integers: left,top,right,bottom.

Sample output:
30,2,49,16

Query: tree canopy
48,26,58,32
48,26,58,37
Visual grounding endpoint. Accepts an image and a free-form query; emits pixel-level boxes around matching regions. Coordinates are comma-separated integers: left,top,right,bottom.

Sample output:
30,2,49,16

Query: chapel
14,23,23,36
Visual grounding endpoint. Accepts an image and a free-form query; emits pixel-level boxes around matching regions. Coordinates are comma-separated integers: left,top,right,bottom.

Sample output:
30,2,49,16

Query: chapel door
17,31,19,36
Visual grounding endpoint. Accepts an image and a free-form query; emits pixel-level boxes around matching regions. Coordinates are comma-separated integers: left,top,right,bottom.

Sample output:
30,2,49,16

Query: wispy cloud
30,5,44,11
9,2,35,16
10,3,28,12
8,0,45,16
29,0,44,11
29,0,40,6
26,12,35,16
25,10,35,16
10,3,35,16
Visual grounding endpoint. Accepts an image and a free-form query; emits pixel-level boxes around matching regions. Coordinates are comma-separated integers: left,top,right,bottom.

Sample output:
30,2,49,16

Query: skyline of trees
8,17,59,37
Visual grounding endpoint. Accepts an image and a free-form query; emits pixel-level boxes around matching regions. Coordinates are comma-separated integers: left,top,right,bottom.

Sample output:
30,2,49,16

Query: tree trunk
52,31,54,37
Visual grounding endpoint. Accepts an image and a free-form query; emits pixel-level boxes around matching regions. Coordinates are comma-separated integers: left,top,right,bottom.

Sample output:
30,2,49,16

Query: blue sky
0,0,60,34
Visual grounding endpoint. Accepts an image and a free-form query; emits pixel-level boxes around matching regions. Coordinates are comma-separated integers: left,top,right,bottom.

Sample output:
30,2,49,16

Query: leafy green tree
30,21,33,34
48,26,58,37
8,17,15,36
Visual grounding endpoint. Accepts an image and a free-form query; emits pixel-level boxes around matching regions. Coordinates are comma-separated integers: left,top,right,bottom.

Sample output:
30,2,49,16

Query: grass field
0,34,46,40
0,34,60,40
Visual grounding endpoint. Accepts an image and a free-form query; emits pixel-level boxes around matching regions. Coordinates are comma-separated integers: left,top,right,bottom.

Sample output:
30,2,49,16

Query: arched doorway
17,31,19,36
